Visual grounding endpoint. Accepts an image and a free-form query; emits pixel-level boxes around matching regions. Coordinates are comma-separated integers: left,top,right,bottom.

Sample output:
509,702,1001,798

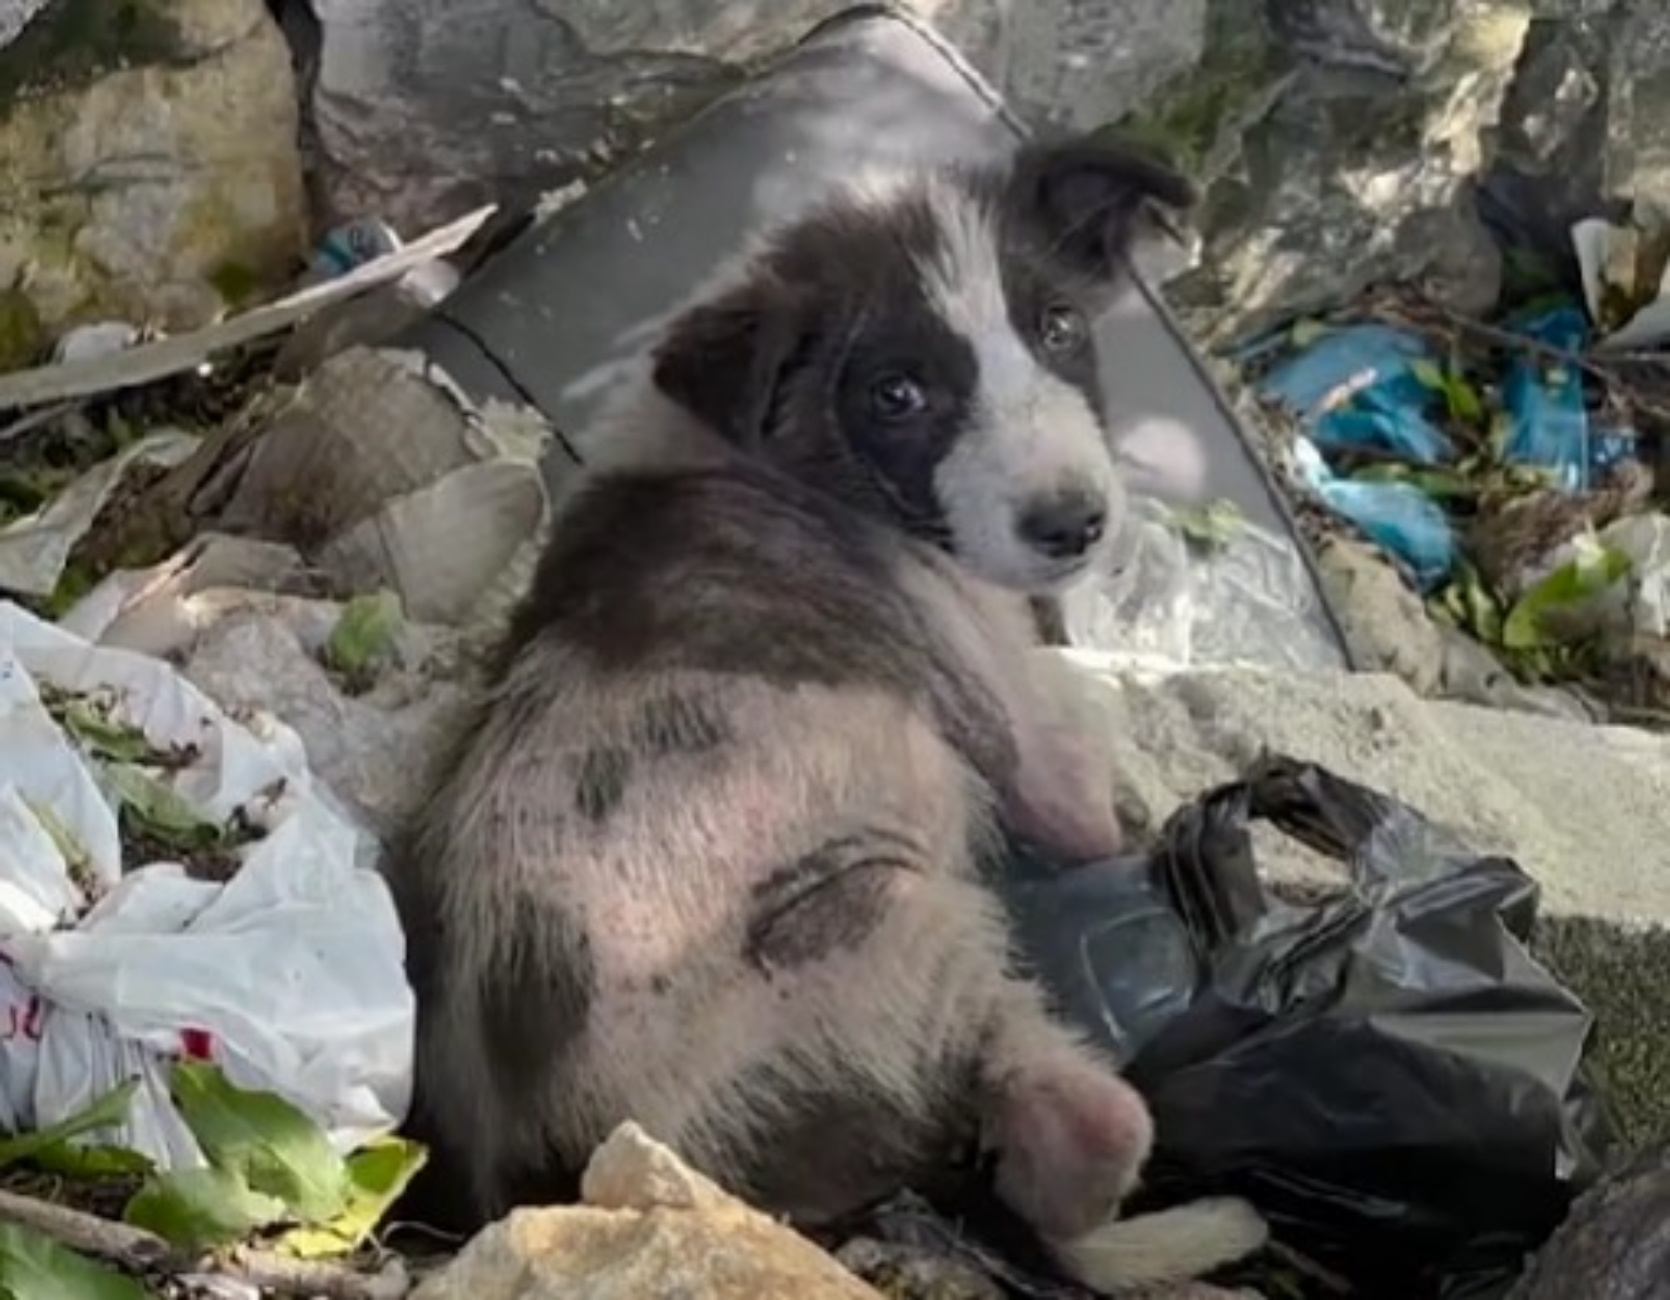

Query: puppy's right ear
650,278,809,446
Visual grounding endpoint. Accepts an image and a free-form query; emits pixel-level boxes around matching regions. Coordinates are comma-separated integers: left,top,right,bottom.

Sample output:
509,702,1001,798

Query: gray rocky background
2,2,1669,1296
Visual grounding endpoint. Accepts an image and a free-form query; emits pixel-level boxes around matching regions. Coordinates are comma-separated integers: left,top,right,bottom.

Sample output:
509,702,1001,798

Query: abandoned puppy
385,136,1267,1291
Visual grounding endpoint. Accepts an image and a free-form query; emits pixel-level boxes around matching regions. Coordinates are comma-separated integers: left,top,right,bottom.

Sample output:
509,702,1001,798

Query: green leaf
277,1136,430,1259
0,1080,140,1172
1501,545,1633,650
123,1165,288,1252
29,1144,155,1180
0,1224,148,1300
323,590,404,687
1443,372,1485,425
1408,357,1446,391
103,764,226,853
1288,317,1332,350
38,690,153,765
168,1061,349,1223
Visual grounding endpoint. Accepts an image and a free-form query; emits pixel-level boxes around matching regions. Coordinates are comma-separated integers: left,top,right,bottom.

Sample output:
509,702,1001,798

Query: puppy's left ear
651,275,810,447
1009,136,1197,280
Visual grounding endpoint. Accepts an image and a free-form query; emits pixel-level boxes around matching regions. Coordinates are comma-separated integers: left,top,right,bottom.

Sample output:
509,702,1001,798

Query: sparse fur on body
385,135,1267,1290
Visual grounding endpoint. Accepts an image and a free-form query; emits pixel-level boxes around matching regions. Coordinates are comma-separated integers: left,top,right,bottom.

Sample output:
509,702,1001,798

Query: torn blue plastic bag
1292,438,1456,592
1260,324,1454,466
1500,305,1593,491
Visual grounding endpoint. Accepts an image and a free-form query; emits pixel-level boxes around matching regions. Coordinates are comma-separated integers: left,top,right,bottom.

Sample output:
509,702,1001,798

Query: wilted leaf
277,1136,429,1259
39,690,154,765
1168,499,1244,552
103,764,226,854
124,1166,288,1251
1502,545,1633,650
0,1224,148,1300
0,1080,140,1171
1288,317,1332,349
168,1061,348,1223
324,590,404,688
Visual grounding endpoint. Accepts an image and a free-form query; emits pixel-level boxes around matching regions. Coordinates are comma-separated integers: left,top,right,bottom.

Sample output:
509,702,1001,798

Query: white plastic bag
0,601,413,1168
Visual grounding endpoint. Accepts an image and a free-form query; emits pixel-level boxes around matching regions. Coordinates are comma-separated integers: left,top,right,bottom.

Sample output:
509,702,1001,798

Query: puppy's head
650,136,1195,593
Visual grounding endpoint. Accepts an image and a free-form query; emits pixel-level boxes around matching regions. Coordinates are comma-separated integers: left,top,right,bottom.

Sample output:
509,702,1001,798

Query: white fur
913,175,1121,591
1051,1197,1271,1293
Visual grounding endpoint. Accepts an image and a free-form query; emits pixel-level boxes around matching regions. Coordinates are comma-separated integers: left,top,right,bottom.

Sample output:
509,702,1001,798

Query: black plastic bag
1003,754,1612,1299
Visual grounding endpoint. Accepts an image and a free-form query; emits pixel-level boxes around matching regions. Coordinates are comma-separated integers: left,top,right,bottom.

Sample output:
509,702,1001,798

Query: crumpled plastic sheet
1500,305,1594,491
1256,326,1458,591
0,600,413,1168
1062,494,1346,673
1002,753,1610,1300
1260,324,1454,465
1292,437,1455,593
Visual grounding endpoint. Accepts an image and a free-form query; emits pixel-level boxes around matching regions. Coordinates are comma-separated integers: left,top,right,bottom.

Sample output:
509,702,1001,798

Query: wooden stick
0,1187,410,1300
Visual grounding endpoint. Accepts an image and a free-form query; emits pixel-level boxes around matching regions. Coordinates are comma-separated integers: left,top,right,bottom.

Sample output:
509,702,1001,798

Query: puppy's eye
1039,304,1087,354
869,373,928,421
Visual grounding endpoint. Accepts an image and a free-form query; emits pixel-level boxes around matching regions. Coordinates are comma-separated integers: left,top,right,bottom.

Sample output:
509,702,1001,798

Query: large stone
1127,0,1527,347
409,1121,888,1300
1507,1141,1670,1300
291,0,1208,231
0,0,309,338
1485,2,1670,242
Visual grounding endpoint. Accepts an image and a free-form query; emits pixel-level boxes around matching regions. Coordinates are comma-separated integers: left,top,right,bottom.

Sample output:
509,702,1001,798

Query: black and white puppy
387,136,1266,1293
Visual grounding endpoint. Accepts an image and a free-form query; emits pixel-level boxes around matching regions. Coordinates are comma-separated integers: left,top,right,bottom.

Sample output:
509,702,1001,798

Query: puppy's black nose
1017,490,1107,560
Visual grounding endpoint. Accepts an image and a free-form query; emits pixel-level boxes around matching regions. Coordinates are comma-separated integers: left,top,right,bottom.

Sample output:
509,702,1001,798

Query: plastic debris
0,601,412,1168
1063,494,1346,672
1260,323,1454,465
1004,754,1609,1299
1500,305,1593,491
1572,215,1670,352
0,429,199,598
308,218,404,282
1292,436,1456,591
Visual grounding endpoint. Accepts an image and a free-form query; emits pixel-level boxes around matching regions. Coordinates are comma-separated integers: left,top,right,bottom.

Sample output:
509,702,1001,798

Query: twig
0,400,75,444
0,1187,410,1300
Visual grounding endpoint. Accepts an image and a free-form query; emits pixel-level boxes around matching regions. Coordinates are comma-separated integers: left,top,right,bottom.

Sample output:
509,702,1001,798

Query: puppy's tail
1048,1196,1270,1294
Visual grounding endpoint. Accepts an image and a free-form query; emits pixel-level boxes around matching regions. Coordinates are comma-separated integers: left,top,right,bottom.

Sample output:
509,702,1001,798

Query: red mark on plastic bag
179,1027,215,1060
1,996,44,1043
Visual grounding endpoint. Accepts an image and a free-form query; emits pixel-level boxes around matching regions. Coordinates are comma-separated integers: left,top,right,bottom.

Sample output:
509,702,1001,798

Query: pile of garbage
1242,214,1670,721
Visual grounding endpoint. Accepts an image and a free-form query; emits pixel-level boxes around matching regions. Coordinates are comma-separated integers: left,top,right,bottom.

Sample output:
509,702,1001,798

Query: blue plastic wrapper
1500,305,1593,491
1293,438,1456,592
1261,324,1454,465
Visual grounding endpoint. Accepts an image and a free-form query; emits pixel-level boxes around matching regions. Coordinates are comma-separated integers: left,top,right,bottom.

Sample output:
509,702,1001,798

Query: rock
290,0,1207,232
176,593,473,840
1061,659,1670,1148
1314,534,1599,721
0,285,45,371
0,0,50,48
409,1120,887,1300
1127,0,1523,347
1507,1141,1670,1300
0,0,309,337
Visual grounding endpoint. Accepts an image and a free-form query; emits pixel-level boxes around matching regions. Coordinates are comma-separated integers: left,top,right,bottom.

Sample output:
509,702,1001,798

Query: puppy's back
391,461,1020,1223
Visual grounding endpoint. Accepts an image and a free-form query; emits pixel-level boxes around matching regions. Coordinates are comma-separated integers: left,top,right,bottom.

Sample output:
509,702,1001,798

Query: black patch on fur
477,895,596,1087
725,1059,982,1228
652,194,978,546
498,462,1021,790
744,831,921,972
634,692,730,755
573,745,631,822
